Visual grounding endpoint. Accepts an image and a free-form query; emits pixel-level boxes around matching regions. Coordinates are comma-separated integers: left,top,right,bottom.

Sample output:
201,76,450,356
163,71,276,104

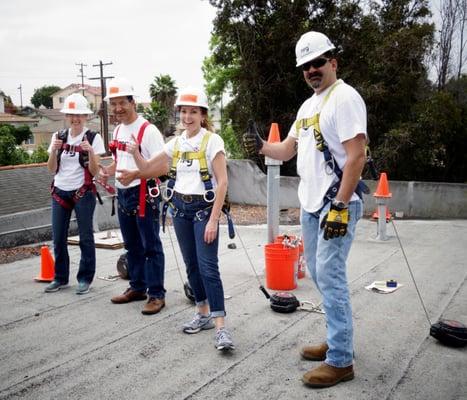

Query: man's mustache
306,72,322,79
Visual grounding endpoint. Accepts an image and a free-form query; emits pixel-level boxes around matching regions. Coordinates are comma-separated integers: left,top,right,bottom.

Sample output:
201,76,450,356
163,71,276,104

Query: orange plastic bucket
264,243,298,290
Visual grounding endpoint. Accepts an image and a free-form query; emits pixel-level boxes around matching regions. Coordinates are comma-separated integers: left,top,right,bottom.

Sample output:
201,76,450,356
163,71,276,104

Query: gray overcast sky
0,0,217,107
0,1,446,108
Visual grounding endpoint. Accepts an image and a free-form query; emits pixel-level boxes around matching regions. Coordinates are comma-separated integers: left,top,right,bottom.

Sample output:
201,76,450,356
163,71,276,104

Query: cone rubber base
34,277,54,282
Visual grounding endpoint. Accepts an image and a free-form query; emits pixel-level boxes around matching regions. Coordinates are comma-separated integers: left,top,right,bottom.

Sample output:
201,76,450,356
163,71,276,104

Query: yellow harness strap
170,132,212,181
295,80,342,136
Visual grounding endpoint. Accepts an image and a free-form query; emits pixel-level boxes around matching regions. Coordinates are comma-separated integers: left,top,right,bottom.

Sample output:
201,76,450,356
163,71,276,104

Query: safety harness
51,129,99,210
164,133,215,202
295,80,370,206
109,120,161,218
161,132,235,239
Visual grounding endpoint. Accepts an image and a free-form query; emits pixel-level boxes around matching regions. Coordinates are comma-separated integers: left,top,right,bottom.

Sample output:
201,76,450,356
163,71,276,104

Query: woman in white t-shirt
124,87,235,351
45,93,106,295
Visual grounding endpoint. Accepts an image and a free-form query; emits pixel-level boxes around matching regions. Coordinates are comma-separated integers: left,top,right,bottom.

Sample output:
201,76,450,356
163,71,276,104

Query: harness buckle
195,208,211,222
68,145,76,156
181,194,193,203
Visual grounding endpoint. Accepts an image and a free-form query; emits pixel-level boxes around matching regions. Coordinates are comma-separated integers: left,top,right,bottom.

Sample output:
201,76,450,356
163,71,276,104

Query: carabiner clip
162,186,174,202
148,185,160,198
325,158,335,175
203,189,216,203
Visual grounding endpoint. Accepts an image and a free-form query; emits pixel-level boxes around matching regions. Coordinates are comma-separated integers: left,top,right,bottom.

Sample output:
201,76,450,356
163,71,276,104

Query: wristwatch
332,199,348,210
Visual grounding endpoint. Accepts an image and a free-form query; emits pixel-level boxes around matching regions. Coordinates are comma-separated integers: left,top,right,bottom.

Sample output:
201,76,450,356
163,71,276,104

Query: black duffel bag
430,320,467,347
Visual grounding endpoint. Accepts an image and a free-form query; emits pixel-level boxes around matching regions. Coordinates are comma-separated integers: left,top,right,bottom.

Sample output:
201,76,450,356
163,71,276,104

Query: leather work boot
300,342,328,361
111,288,147,304
141,297,165,315
302,363,354,388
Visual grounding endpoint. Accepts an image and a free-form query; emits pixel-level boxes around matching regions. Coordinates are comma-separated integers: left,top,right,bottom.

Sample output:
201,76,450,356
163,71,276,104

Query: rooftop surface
0,219,466,399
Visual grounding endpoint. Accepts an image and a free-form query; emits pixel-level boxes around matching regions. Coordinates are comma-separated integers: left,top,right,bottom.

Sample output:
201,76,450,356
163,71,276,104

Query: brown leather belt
173,191,205,203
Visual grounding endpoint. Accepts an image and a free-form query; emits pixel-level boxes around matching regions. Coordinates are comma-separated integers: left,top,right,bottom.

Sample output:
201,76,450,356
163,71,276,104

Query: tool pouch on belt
430,320,467,347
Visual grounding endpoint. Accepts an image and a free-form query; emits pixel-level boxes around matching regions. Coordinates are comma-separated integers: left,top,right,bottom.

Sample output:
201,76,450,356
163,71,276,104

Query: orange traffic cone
373,172,392,198
267,123,281,143
371,206,392,222
35,246,55,282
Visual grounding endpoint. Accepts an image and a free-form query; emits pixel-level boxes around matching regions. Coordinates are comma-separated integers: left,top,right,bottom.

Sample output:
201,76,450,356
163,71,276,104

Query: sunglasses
301,58,329,71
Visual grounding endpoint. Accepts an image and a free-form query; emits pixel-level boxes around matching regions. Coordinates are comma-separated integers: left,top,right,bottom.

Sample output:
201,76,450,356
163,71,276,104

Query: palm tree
149,74,177,111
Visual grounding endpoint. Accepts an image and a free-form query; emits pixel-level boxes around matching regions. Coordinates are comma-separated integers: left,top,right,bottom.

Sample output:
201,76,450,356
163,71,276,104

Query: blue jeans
51,188,96,284
301,200,363,368
117,186,165,299
171,197,225,317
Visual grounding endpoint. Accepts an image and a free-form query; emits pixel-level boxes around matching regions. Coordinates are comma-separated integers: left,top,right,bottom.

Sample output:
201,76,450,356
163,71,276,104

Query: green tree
30,145,49,163
376,75,467,182
143,100,169,132
206,0,435,178
30,85,61,109
149,75,177,110
0,133,29,166
136,103,145,113
0,124,32,145
148,74,177,135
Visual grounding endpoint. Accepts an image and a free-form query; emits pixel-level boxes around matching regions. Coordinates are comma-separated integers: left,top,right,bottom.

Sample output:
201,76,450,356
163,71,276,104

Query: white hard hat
295,31,336,67
175,87,209,110
104,77,136,100
60,93,93,114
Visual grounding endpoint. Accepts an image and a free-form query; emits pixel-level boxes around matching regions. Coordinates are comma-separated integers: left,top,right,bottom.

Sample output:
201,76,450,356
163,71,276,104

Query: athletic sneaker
44,280,68,293
76,281,90,295
215,327,235,351
182,313,215,334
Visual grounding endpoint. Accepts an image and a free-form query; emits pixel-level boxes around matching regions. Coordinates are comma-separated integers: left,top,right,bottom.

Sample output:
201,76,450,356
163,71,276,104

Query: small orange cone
371,206,392,222
373,172,392,198
267,123,281,143
35,246,55,282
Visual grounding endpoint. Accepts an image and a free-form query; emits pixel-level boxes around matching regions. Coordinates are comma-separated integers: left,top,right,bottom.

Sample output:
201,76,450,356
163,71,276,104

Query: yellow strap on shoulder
296,80,342,136
171,138,180,171
198,132,211,173
170,132,212,178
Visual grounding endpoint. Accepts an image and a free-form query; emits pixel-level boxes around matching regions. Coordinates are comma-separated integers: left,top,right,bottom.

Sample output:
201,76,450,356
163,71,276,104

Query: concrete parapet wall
227,160,467,218
1,159,466,247
0,197,118,248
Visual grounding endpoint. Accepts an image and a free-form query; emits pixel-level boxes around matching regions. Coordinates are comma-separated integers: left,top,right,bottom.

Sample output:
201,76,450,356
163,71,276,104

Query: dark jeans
171,196,225,317
51,188,96,284
117,186,165,299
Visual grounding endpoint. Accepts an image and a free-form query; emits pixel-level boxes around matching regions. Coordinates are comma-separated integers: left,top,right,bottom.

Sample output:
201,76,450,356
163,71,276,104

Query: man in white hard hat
244,31,368,387
100,77,167,315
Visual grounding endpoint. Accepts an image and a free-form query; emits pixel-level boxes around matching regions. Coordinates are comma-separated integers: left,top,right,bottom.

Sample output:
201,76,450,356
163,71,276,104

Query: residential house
52,84,102,111
28,108,105,152
0,113,38,130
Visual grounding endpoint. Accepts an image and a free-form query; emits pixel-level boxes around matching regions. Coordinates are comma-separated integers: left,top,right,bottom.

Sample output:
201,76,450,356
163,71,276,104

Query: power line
90,61,113,151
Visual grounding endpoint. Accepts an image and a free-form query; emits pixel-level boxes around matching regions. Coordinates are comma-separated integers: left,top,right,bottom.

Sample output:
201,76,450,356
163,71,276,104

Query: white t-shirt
164,128,225,195
112,116,165,189
288,79,367,213
48,128,106,191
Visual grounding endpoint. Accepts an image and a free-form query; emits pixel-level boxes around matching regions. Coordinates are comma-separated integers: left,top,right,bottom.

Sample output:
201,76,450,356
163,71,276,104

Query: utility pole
90,61,113,151
76,63,87,95
17,84,23,109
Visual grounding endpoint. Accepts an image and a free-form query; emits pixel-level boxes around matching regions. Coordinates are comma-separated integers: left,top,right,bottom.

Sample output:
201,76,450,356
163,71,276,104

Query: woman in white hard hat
45,93,106,295
122,86,235,351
